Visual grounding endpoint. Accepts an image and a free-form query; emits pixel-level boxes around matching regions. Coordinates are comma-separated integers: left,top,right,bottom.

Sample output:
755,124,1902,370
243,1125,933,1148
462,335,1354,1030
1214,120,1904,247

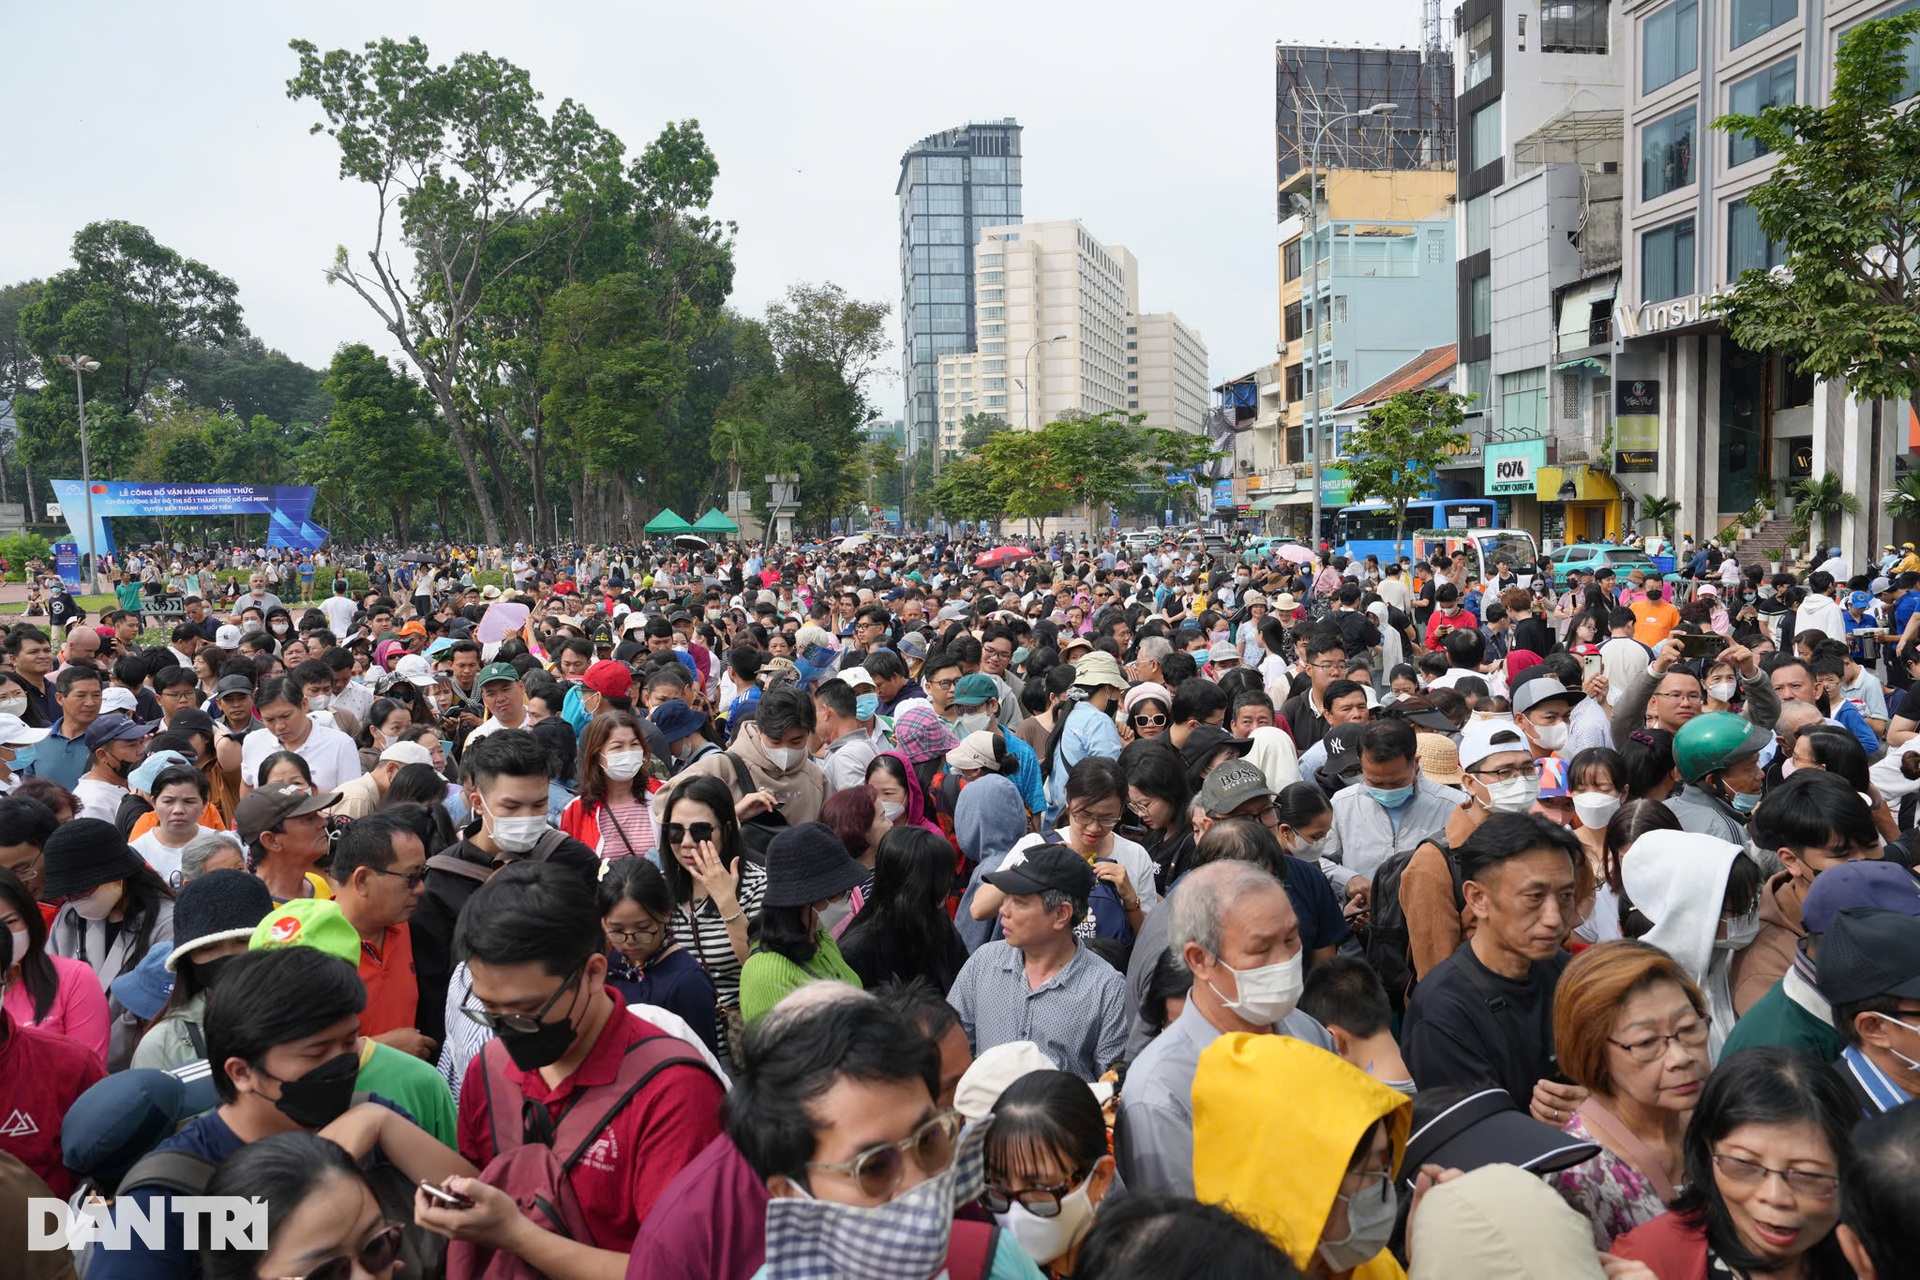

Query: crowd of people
6,527,1920,1279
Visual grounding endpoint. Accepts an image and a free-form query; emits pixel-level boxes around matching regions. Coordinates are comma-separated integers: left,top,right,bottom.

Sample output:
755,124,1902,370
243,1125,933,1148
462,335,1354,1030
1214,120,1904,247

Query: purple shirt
627,1134,769,1280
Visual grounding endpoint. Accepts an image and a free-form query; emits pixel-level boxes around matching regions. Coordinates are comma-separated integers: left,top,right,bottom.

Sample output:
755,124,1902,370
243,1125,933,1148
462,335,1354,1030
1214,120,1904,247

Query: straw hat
1416,733,1465,786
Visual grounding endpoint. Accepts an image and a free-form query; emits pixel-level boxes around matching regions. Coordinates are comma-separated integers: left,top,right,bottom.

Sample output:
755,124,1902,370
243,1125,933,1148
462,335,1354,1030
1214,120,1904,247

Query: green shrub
0,533,52,582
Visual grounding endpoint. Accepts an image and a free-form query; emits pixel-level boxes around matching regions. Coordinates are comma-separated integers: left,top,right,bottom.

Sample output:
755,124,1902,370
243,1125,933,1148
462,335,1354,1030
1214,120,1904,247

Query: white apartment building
1616,0,1920,559
934,352,982,457
1127,312,1210,434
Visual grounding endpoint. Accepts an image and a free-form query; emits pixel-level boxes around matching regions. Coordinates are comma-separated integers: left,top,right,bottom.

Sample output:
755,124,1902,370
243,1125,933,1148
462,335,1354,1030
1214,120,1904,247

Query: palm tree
1637,495,1681,544
1789,470,1860,558
1885,473,1920,527
708,417,764,504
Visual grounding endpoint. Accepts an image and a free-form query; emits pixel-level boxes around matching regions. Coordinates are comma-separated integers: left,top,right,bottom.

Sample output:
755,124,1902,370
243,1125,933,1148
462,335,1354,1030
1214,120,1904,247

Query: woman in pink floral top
1544,941,1712,1249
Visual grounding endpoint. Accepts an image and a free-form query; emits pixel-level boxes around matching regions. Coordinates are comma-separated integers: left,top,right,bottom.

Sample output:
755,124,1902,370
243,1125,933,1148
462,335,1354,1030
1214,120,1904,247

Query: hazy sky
0,1,1422,417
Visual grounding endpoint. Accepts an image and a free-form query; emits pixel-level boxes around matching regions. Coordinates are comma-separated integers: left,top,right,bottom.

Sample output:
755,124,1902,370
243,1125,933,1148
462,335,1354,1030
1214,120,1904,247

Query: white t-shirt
1001,829,1161,913
318,595,358,638
132,825,231,891
240,720,365,792
74,778,128,824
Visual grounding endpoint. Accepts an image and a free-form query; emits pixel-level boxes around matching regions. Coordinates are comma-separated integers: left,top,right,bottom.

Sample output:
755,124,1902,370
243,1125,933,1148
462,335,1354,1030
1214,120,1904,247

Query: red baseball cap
584,660,633,700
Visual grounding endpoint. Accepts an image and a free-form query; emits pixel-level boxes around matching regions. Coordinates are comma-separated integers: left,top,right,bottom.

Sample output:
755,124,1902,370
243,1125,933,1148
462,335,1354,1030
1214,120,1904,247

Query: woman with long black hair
1121,741,1195,895
44,818,176,1069
838,825,968,992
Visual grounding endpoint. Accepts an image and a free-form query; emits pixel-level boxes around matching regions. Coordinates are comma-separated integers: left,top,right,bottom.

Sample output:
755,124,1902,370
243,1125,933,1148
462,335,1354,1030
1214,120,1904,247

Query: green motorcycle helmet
1672,711,1773,784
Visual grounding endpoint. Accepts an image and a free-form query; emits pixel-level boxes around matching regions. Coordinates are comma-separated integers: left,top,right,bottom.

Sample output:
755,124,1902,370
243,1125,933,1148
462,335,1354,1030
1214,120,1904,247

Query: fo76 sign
29,1196,268,1251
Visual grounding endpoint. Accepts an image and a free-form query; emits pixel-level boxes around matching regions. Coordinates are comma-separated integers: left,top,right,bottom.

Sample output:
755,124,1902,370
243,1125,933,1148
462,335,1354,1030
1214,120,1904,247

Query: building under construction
1275,44,1456,205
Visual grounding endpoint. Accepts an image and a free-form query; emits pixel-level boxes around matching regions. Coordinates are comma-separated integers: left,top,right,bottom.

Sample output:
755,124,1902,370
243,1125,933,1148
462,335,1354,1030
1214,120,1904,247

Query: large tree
1713,10,1920,399
1339,388,1472,559
287,36,629,543
307,343,451,544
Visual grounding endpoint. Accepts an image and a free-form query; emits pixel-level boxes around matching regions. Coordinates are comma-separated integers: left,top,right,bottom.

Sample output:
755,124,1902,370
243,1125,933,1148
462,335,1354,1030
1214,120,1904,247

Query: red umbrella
974,546,1034,569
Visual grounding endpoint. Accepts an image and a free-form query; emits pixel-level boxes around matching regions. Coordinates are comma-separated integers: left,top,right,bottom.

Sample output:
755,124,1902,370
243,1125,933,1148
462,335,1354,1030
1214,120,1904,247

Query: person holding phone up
1608,634,1779,747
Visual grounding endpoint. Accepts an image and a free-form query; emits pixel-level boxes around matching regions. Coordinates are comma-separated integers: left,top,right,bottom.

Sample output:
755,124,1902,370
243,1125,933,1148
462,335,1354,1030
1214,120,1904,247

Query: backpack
721,750,788,867
1364,836,1465,1013
1040,832,1135,947
451,1032,720,1280
426,828,574,883
116,1094,446,1280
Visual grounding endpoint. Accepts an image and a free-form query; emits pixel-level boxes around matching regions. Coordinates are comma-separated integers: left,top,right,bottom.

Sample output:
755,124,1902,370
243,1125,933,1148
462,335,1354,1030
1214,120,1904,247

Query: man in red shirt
416,860,724,1277
0,929,105,1197
329,812,430,1058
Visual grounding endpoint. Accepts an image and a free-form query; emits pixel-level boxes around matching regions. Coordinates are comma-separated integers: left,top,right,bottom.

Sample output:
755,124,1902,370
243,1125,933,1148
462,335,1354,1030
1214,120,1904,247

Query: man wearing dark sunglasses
726,985,1031,1279
330,812,432,1059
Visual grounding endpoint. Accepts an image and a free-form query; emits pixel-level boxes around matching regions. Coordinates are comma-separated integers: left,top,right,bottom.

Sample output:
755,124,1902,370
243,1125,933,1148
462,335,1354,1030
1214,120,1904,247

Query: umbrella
1274,544,1316,565
673,534,710,551
837,534,872,550
400,551,442,565
973,546,1034,569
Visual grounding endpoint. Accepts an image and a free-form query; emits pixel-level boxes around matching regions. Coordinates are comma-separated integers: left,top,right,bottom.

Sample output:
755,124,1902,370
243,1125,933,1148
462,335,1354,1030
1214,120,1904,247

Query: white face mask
8,927,28,961
765,746,804,771
482,798,548,854
998,1174,1098,1264
1717,907,1762,951
1707,682,1737,702
1482,775,1542,814
70,881,124,921
816,896,852,933
956,711,993,735
1526,719,1569,751
0,697,26,718
1571,792,1622,830
880,800,905,822
1207,949,1304,1025
1285,833,1327,862
1320,1179,1400,1273
603,750,647,782
307,694,331,712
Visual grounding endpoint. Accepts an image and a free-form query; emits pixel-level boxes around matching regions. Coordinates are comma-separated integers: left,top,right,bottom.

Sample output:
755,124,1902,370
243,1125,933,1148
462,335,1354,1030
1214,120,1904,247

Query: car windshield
1604,549,1648,565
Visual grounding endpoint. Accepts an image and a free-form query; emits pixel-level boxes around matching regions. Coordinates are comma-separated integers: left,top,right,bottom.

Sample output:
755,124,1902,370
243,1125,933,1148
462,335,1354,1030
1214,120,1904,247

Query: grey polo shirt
1114,998,1333,1196
947,939,1131,1082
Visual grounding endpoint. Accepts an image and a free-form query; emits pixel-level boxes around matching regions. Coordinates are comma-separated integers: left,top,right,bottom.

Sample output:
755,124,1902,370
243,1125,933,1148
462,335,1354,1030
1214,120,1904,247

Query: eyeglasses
1338,1168,1393,1206
1652,689,1705,703
2,850,40,880
982,1166,1093,1217
1711,1152,1839,1200
928,678,959,691
1132,713,1168,728
1308,661,1346,673
269,1221,405,1280
1468,760,1539,785
1608,1017,1710,1063
460,965,582,1033
1069,807,1125,831
605,919,666,944
664,822,717,846
367,865,428,890
807,1109,962,1199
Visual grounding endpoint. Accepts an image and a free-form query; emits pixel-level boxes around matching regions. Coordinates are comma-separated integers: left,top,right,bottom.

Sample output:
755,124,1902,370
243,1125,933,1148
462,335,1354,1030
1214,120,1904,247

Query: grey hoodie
952,774,1031,953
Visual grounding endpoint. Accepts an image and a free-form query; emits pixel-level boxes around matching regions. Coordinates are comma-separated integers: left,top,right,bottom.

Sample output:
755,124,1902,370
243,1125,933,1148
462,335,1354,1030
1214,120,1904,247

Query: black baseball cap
1400,1087,1601,1193
983,845,1096,899
1178,723,1253,774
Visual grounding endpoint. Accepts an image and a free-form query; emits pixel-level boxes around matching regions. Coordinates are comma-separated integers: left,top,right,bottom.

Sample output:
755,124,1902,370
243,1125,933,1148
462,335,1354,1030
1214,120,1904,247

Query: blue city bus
1334,499,1498,562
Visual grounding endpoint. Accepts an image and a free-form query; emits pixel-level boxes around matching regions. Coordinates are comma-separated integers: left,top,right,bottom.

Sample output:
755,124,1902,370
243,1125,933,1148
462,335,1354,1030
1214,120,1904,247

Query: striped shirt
946,939,1131,1081
600,799,656,860
672,860,767,1010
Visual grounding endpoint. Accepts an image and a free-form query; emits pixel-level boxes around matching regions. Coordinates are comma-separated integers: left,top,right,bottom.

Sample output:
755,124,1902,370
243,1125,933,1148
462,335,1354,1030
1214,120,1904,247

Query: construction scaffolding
1275,45,1456,202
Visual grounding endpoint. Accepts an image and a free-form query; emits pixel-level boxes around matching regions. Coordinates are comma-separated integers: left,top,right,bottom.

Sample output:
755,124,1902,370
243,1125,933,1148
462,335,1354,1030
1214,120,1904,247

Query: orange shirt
126,800,226,843
1631,598,1680,647
357,923,418,1037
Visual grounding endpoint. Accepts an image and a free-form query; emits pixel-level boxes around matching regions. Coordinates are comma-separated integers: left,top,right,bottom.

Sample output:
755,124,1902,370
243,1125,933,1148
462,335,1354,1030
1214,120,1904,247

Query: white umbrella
837,534,872,550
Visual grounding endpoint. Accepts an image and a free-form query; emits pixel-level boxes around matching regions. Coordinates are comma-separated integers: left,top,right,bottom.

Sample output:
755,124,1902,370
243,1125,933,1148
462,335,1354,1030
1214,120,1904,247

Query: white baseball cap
0,713,51,747
378,740,434,768
1457,717,1531,771
392,654,440,688
214,625,244,649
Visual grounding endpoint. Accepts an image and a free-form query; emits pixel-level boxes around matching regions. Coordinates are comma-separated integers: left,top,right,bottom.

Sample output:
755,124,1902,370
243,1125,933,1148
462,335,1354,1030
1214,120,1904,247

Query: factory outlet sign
1484,439,1546,496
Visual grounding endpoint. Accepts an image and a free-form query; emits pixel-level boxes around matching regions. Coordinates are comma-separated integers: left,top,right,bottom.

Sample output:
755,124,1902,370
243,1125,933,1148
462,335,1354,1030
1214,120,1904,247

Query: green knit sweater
738,932,863,1024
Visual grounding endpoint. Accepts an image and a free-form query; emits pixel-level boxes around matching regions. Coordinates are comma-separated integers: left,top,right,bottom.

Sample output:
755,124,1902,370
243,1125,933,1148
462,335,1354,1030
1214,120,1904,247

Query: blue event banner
48,482,330,563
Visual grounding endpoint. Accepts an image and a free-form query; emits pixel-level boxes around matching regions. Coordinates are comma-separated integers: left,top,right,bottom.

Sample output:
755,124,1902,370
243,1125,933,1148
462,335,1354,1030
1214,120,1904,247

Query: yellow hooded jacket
1193,1033,1411,1279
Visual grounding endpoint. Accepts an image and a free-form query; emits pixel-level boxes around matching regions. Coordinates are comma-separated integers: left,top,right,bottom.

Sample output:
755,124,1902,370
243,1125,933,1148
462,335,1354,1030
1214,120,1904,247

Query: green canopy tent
690,507,740,535
642,508,693,535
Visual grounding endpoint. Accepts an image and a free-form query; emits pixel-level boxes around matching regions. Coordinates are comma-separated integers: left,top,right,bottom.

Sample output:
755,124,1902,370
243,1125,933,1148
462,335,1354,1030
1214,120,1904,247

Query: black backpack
722,750,788,867
1365,836,1465,1013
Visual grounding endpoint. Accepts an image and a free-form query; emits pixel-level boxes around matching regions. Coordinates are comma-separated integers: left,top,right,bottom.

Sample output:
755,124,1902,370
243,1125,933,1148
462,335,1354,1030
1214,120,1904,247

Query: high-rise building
1127,312,1210,434
934,352,982,456
897,120,1023,459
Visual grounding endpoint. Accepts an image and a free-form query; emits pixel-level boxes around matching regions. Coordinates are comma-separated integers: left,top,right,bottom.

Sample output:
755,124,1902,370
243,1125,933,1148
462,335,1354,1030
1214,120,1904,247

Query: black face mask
193,953,241,992
267,1050,360,1129
495,988,583,1072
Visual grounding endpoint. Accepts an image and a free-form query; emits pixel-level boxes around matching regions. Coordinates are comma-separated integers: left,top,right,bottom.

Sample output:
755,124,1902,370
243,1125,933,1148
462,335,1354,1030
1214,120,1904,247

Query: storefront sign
1484,439,1546,496
1788,440,1813,478
1614,381,1660,474
1320,468,1352,506
1211,479,1234,511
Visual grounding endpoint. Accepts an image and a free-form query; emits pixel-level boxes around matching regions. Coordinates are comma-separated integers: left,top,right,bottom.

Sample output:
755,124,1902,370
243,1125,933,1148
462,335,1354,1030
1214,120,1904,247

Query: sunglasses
982,1166,1093,1217
1132,713,1168,727
665,822,718,846
270,1221,404,1280
806,1110,962,1199
368,865,428,890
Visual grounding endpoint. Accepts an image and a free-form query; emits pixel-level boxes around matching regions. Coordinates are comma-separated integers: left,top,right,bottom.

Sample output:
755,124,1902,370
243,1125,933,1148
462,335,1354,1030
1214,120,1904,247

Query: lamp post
55,354,103,595
1301,102,1397,561
1019,334,1068,433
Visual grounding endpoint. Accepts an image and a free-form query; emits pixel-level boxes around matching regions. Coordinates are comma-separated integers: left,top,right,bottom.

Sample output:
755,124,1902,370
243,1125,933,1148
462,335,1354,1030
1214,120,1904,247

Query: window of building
1284,241,1302,281
981,342,1005,356
984,358,1007,372
1285,363,1304,401
1466,14,1496,87
1727,199,1785,275
1501,368,1548,436
1464,193,1491,255
1643,0,1699,91
981,306,1004,320
1470,101,1502,170
1561,371,1583,418
984,377,1007,391
1642,218,1696,301
1334,296,1349,323
984,395,1007,409
1467,360,1491,407
1127,341,1137,349
1336,359,1350,387
1127,356,1138,365
983,323,1005,337
1129,400,1140,409
1542,0,1610,52
1471,274,1492,337
981,288,1004,302
980,253,1003,267
1284,302,1303,343
1641,106,1696,199
1731,0,1796,48
1727,58,1796,164
982,271,1004,285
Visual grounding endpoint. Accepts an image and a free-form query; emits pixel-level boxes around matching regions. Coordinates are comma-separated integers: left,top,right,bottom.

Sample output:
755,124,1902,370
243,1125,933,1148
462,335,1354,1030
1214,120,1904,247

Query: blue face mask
854,693,880,722
1368,784,1415,809
1729,786,1761,814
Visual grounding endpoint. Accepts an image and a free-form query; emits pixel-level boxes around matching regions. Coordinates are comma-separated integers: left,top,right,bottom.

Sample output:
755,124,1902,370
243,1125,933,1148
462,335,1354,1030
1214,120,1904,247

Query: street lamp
55,354,103,595
1019,334,1068,433
1301,102,1397,560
